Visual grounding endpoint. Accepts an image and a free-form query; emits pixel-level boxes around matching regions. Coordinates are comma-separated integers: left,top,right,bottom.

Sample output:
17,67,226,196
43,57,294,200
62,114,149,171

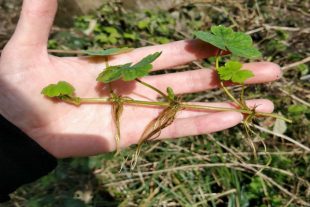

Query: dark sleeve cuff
0,114,57,203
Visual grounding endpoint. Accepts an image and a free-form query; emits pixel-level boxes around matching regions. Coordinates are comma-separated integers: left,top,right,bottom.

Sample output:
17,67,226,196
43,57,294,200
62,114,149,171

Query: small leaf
96,52,162,83
288,105,308,116
131,52,162,69
122,52,162,81
217,61,242,81
195,25,262,59
167,87,175,100
121,66,151,81
82,47,134,56
96,64,129,83
217,61,254,84
231,70,254,84
41,81,75,98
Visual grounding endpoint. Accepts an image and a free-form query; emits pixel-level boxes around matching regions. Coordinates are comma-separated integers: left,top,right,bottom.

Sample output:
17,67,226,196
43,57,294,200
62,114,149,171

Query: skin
0,0,280,158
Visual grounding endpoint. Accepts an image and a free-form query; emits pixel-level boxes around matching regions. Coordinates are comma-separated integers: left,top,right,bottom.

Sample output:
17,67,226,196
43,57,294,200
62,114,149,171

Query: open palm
0,0,280,158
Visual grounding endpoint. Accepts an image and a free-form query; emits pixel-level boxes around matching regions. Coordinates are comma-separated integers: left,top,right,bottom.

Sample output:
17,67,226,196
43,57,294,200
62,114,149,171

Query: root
131,101,182,169
110,92,125,155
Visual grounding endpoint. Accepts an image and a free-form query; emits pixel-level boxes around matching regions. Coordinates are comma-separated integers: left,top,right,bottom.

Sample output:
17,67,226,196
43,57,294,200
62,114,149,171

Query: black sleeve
0,114,57,203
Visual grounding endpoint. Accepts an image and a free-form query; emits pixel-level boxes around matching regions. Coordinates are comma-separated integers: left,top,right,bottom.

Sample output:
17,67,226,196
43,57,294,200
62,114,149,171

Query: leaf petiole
215,55,242,107
135,78,168,100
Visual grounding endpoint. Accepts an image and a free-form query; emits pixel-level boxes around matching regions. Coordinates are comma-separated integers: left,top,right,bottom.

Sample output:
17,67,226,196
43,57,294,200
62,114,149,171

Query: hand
0,0,280,158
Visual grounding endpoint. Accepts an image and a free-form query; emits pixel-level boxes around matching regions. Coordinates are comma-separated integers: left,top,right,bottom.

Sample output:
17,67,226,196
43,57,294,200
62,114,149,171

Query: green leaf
231,70,254,84
96,52,162,83
82,47,134,56
217,61,254,84
132,52,162,69
96,64,128,83
218,61,242,81
138,19,150,29
41,81,75,98
41,81,81,105
122,52,162,81
122,65,152,81
194,25,262,59
288,105,308,115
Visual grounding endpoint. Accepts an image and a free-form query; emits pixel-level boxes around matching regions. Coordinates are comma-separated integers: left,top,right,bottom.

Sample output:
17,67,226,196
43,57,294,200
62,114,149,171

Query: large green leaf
194,25,261,59
82,47,134,56
217,61,254,84
96,52,162,83
41,81,75,97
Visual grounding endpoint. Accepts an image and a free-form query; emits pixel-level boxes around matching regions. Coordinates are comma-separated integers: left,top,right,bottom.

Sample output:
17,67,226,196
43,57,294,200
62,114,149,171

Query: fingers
157,111,243,140
142,62,281,96
10,0,57,47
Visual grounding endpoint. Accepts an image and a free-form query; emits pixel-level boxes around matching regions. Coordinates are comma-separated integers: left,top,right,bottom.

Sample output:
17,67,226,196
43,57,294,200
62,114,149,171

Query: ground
0,0,309,206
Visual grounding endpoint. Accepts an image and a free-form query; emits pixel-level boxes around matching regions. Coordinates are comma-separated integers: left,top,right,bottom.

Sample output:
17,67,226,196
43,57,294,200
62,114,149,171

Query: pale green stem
220,82,242,107
215,55,242,107
78,98,292,123
136,78,168,99
103,57,114,93
104,56,110,68
240,84,248,109
254,112,292,123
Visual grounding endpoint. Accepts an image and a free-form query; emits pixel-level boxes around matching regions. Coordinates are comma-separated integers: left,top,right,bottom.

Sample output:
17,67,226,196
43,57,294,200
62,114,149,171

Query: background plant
1,1,309,206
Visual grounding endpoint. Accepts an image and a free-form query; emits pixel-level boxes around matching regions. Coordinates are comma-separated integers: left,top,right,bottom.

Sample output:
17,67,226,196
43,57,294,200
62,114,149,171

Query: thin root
131,102,182,170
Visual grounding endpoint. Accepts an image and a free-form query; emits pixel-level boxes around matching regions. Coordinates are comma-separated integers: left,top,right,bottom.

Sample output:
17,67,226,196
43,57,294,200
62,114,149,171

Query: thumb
10,0,57,48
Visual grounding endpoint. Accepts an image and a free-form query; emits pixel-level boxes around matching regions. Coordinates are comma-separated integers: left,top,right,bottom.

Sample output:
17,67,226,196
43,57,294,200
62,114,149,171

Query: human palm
0,0,280,158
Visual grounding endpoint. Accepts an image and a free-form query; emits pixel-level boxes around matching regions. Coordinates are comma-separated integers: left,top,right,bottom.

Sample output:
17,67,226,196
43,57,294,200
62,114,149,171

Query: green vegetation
41,81,76,98
4,1,309,207
96,52,162,82
194,25,261,59
217,61,254,84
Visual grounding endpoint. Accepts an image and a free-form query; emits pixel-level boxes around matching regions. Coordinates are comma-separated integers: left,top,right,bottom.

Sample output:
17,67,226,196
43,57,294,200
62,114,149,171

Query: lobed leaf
231,70,254,84
82,47,134,56
96,64,130,83
122,52,162,81
41,81,75,98
217,61,254,84
195,25,262,59
96,52,162,83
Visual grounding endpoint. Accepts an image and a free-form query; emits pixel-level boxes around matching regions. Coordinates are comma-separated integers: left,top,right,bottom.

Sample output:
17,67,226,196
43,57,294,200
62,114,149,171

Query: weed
42,25,291,169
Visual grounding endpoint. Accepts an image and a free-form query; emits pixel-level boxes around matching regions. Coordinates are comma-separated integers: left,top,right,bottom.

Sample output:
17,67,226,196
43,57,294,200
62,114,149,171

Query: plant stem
78,97,292,123
240,84,246,107
135,78,168,98
104,57,110,68
215,54,242,107
254,112,292,123
212,55,291,122
220,82,242,107
79,97,110,102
